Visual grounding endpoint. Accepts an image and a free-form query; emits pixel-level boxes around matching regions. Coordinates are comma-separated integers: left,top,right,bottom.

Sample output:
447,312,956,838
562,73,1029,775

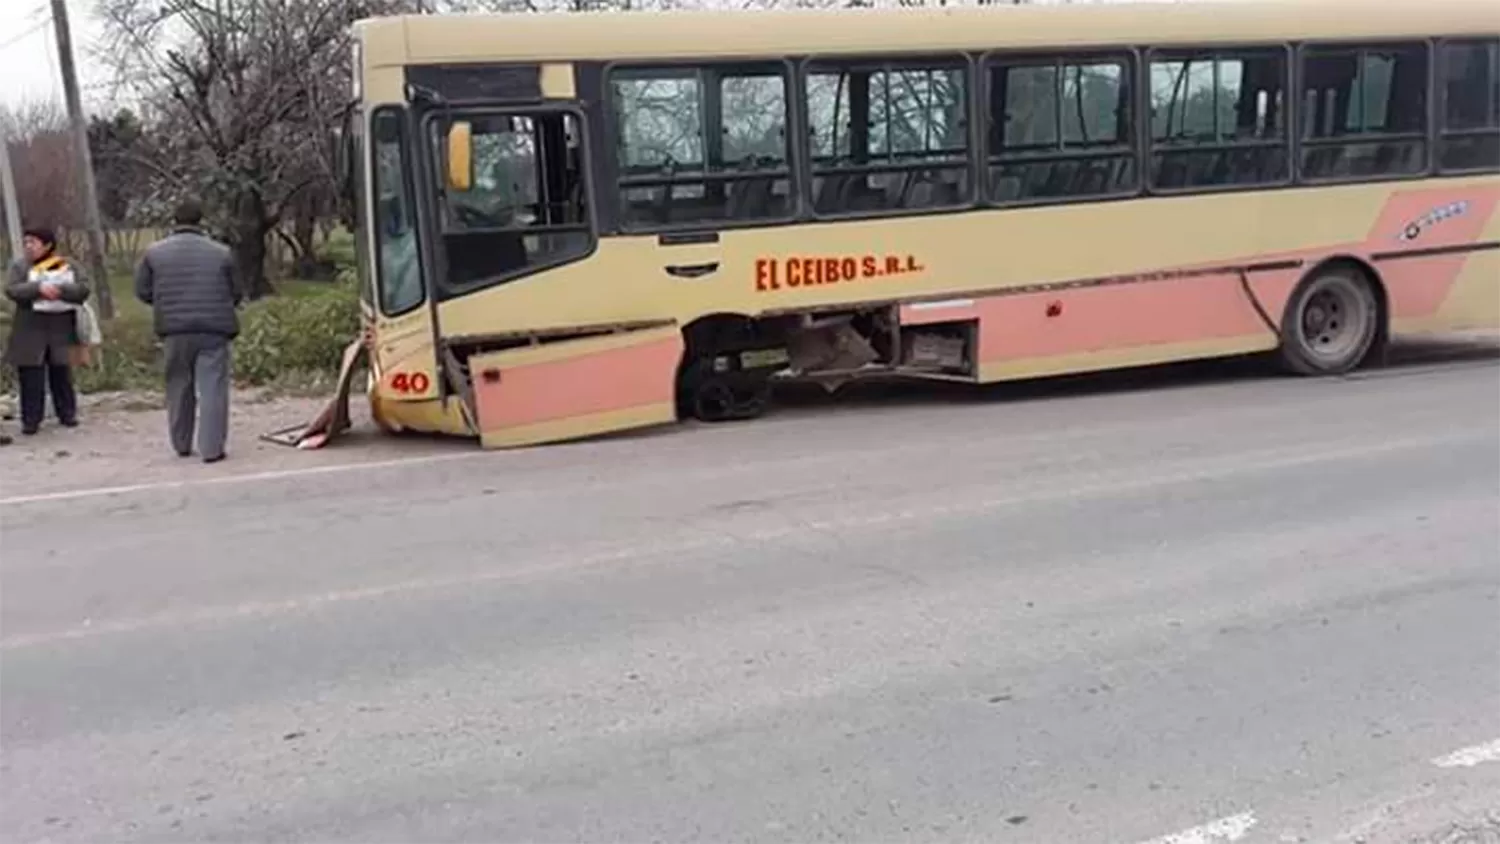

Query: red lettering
754,253,923,291
389,372,432,393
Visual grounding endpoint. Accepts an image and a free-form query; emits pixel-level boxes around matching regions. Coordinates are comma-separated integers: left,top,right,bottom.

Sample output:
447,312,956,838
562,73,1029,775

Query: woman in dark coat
5,227,90,434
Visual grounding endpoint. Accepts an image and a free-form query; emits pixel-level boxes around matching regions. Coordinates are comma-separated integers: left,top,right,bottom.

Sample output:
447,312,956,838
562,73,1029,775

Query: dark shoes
181,447,227,463
18,417,78,434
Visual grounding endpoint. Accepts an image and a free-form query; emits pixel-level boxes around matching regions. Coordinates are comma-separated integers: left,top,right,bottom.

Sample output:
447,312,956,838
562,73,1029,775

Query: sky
0,0,109,114
0,0,1225,118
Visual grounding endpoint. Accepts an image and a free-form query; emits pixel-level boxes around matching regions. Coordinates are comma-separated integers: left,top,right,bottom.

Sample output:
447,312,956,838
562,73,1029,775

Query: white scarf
28,258,80,314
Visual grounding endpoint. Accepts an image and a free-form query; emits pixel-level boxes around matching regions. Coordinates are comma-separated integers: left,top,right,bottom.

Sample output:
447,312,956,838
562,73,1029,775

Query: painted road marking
0,423,1469,511
1432,738,1500,768
1135,812,1257,844
0,451,477,507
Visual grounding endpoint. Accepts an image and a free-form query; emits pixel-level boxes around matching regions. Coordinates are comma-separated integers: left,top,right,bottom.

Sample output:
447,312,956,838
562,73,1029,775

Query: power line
0,15,53,51
42,17,63,106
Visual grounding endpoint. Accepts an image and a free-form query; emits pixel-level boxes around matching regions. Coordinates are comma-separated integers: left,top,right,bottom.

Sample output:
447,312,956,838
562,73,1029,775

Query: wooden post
0,129,22,263
52,0,115,319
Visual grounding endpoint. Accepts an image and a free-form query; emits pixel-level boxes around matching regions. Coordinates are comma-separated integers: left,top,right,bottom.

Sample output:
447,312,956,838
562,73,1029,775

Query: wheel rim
1298,276,1371,365
693,381,735,421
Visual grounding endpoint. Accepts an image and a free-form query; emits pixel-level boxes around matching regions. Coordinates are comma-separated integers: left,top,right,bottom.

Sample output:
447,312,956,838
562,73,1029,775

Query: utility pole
51,0,114,319
0,129,22,263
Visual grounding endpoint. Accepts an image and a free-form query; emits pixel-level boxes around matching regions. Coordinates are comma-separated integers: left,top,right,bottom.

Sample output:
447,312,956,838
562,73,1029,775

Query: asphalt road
3,345,1499,844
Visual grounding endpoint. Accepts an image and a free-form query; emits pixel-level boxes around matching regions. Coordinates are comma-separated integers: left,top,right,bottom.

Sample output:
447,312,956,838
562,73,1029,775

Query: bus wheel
689,376,771,423
1278,266,1379,376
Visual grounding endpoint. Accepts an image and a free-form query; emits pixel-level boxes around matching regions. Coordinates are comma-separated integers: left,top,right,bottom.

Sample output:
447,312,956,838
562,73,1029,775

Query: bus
298,0,1499,450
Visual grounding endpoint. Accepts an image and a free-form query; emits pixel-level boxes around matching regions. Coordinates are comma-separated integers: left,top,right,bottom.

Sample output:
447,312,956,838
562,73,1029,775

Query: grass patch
2,266,360,397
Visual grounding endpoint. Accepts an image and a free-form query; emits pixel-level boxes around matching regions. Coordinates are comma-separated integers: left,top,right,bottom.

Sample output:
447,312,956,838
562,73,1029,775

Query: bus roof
359,0,1497,67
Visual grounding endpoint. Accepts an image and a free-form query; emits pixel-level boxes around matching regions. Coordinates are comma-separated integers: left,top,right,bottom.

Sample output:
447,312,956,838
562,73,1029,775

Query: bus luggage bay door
465,325,686,448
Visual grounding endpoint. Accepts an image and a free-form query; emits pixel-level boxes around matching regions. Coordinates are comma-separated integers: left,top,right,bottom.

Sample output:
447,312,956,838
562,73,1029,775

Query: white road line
1,424,1465,509
1135,812,1258,844
0,451,477,506
1432,738,1500,768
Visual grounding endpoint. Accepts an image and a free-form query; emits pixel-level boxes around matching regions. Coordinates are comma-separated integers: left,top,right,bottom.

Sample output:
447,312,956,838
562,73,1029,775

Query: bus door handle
664,262,720,279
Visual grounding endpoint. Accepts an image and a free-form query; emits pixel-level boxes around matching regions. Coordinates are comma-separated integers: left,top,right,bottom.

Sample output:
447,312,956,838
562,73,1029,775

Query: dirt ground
0,389,471,499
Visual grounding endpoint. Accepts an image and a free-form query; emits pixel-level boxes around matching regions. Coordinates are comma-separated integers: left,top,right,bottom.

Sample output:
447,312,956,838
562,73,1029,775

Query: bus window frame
419,104,600,300
1434,36,1500,176
1140,42,1296,197
603,58,801,235
978,46,1142,209
798,52,978,223
1293,38,1435,186
348,104,373,308
370,105,429,319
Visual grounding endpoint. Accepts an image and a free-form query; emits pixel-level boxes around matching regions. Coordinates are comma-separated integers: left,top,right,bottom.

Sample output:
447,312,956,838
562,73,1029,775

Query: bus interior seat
815,172,886,214
899,169,963,209
1303,145,1348,179
1375,141,1421,176
727,157,780,220
814,172,847,212
991,173,1023,202
728,177,778,219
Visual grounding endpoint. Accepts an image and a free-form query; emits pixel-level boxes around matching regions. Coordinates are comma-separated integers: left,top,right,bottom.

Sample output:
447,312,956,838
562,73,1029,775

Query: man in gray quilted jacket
135,200,241,463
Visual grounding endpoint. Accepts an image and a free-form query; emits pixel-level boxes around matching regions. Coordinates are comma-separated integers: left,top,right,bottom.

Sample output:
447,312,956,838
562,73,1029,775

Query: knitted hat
22,227,57,249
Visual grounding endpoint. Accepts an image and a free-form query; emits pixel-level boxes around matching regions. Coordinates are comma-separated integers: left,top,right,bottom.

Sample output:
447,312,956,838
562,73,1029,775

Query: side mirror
446,121,473,192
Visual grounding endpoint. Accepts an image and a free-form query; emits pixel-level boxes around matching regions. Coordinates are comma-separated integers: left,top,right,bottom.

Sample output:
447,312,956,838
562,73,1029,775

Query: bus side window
610,64,793,230
432,112,593,294
805,59,971,217
1299,42,1428,181
986,53,1136,203
1438,39,1500,173
1146,48,1288,191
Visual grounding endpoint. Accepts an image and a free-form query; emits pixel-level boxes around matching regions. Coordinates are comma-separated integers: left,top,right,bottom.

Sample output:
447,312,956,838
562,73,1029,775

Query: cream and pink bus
301,0,1499,449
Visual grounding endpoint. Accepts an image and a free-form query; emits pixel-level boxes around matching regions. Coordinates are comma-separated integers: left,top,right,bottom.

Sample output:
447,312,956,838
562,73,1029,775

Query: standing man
135,200,240,463
4,227,89,435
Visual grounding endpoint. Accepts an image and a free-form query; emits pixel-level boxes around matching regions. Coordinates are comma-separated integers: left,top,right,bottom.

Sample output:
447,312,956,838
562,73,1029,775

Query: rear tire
1278,266,1380,376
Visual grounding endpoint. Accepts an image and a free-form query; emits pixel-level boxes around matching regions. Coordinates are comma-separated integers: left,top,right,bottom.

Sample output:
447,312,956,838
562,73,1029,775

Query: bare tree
94,0,413,297
0,102,83,250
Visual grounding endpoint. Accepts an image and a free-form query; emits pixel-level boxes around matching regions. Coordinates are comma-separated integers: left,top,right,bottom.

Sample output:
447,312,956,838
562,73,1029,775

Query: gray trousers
164,333,231,459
